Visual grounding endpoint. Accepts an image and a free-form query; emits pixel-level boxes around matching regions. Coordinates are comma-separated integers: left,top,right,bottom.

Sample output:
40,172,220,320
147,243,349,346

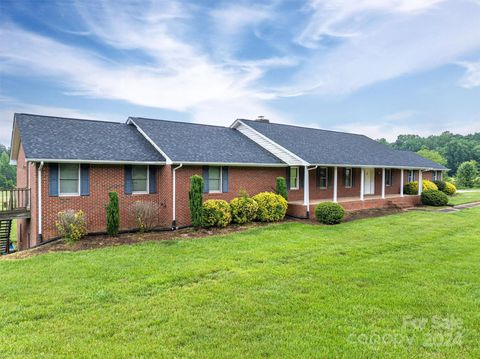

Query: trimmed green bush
229,194,258,224
443,182,457,195
421,189,448,206
106,191,119,236
433,180,446,192
202,200,232,228
189,175,204,228
314,202,345,225
276,177,288,200
252,192,288,222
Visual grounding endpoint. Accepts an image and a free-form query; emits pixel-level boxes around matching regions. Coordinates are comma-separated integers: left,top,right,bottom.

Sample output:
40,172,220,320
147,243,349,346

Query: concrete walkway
435,201,480,213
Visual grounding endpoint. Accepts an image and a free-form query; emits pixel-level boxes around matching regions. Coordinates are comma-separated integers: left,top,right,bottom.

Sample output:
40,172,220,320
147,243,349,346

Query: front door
364,168,375,195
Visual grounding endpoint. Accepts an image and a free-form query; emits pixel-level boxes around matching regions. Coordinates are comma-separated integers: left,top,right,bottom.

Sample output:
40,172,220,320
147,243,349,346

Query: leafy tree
106,191,120,235
0,149,16,189
416,149,447,166
456,161,479,188
188,175,204,228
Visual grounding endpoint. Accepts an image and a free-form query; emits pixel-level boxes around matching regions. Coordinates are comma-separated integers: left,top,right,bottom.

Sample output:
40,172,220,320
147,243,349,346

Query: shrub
252,192,288,222
433,180,446,192
189,175,204,228
131,201,159,232
443,182,457,195
56,209,87,242
202,200,232,228
421,189,448,206
229,193,258,224
106,191,120,236
276,177,288,200
456,160,478,188
314,202,345,225
474,177,480,188
403,180,438,195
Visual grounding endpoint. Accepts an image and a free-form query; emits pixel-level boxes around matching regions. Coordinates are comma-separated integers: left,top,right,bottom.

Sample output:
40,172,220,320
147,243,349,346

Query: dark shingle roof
129,117,284,164
241,120,447,170
15,113,165,162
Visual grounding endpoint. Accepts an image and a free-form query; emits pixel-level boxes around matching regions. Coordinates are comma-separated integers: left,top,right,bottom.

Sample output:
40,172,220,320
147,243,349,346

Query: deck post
333,166,338,202
303,165,309,216
381,168,386,199
418,170,423,195
360,167,364,201
400,169,404,197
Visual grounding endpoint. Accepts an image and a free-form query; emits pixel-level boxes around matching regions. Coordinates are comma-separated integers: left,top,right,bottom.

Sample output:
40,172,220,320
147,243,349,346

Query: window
344,168,353,188
432,171,438,181
432,171,441,181
290,167,299,190
385,169,393,186
408,170,415,182
59,163,79,195
132,165,148,193
208,166,222,192
318,167,328,189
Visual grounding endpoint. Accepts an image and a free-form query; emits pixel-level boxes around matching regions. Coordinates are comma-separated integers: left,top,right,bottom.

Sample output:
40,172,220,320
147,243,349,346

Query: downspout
38,161,44,243
172,163,183,229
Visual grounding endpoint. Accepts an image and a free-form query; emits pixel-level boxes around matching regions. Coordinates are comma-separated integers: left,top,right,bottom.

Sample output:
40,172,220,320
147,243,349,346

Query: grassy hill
1,208,479,357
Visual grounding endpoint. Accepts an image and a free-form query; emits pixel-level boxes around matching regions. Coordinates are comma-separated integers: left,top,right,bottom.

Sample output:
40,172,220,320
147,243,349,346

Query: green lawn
449,190,480,205
1,209,479,357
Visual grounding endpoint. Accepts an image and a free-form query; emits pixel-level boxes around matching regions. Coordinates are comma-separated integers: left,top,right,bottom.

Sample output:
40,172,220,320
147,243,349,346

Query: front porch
288,195,421,219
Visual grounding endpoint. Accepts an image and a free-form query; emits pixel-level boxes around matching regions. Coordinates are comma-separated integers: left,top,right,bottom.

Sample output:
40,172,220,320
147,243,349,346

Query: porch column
400,169,404,197
360,167,365,201
333,166,338,202
381,168,386,199
303,165,309,214
418,170,423,195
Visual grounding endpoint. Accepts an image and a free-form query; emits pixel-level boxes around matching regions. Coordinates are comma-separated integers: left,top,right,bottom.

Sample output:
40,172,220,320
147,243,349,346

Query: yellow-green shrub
56,209,87,242
403,180,438,194
252,192,288,222
202,200,232,228
229,195,258,224
443,182,457,195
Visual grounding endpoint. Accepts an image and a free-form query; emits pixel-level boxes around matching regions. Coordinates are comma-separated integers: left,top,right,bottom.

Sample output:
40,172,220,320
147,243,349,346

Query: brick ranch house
8,113,446,250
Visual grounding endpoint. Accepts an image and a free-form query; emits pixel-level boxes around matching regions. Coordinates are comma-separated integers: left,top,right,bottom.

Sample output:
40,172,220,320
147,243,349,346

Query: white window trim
59,163,80,197
208,166,222,193
408,170,415,182
344,167,353,188
132,165,149,195
319,167,328,189
386,169,392,187
290,166,299,190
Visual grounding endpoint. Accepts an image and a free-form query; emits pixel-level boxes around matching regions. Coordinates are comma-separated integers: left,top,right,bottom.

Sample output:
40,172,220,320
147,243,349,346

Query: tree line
378,131,480,175
0,145,16,189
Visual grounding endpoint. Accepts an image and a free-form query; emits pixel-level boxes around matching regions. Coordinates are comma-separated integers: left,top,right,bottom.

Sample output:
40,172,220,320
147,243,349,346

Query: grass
449,190,480,205
1,209,480,357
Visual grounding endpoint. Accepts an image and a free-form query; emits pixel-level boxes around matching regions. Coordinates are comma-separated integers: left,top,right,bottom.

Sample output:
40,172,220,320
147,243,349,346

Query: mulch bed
4,206,408,259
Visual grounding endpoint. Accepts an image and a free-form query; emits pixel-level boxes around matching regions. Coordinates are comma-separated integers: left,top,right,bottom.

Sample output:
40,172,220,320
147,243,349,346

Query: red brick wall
40,164,172,240
174,166,285,226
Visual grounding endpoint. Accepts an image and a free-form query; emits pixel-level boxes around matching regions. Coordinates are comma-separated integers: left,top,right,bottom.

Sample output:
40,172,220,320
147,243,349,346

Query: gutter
172,163,183,229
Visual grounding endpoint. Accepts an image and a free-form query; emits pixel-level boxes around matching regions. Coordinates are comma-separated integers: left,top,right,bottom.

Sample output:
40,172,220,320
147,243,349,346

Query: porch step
0,219,12,255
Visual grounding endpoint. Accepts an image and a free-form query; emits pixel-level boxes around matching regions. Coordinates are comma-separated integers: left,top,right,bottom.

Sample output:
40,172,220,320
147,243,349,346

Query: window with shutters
344,168,353,188
318,167,328,189
290,167,299,190
132,165,149,194
59,163,80,196
208,166,222,193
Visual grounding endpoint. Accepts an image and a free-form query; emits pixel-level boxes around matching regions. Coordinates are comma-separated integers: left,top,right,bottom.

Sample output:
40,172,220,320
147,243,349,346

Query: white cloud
457,61,480,88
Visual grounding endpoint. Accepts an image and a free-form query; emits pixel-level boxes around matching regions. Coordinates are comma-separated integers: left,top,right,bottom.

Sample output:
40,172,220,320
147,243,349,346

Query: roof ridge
129,116,232,130
15,113,123,125
241,119,369,138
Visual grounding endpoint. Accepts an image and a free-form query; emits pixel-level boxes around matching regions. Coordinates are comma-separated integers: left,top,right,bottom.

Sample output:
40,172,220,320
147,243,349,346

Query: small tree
276,177,288,200
189,175,204,227
456,160,479,188
106,191,120,236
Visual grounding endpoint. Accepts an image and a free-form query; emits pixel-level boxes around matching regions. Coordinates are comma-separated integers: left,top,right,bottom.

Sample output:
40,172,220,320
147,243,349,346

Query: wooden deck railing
0,188,31,212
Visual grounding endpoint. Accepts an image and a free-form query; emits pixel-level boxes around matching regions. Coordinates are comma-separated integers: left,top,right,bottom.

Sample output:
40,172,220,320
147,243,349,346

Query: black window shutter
342,168,347,187
149,166,157,194
299,167,304,188
222,167,229,193
352,168,356,187
286,167,290,190
80,164,90,196
316,167,320,187
48,163,59,197
124,165,132,195
327,167,333,188
203,166,209,193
